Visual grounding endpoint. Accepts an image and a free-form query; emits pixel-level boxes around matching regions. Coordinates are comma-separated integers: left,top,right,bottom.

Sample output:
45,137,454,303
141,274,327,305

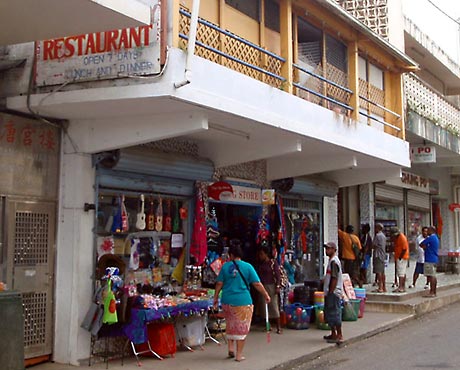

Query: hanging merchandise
256,212,270,247
155,196,163,232
97,236,114,260
173,200,181,233
102,279,118,324
135,194,146,230
190,183,208,265
164,200,172,232
276,194,288,264
111,196,123,233
146,197,156,231
121,195,129,232
129,238,140,270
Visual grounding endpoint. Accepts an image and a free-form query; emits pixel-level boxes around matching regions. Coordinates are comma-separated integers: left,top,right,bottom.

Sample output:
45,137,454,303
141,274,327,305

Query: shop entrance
4,198,56,359
207,202,262,266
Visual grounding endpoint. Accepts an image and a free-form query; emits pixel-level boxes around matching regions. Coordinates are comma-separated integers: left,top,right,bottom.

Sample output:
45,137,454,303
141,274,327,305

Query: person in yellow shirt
338,225,362,287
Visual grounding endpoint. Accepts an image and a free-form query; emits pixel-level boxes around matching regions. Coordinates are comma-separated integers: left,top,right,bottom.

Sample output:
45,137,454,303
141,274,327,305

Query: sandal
227,352,235,359
276,329,283,334
323,334,334,340
235,356,246,362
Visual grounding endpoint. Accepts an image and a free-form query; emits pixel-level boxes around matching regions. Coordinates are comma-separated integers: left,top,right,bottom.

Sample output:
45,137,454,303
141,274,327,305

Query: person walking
420,226,440,298
390,227,409,293
409,226,429,289
359,223,373,285
372,223,387,293
338,225,362,287
213,240,270,362
256,245,282,334
322,242,344,345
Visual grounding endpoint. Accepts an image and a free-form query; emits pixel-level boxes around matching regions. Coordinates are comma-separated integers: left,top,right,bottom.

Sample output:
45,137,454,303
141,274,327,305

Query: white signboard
35,1,161,86
411,145,436,163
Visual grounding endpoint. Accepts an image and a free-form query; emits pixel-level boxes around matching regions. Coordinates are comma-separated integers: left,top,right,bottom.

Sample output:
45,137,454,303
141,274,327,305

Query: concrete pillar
359,183,375,228
54,140,95,365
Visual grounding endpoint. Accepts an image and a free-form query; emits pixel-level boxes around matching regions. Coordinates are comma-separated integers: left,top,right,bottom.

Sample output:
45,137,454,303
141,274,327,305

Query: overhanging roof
0,0,151,46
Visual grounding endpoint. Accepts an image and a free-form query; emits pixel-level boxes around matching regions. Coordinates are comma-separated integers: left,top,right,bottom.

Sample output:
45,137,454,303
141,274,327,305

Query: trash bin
0,291,24,370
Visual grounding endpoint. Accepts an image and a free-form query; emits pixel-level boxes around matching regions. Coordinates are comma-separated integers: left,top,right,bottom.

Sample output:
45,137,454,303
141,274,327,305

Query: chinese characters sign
35,1,160,86
0,114,59,198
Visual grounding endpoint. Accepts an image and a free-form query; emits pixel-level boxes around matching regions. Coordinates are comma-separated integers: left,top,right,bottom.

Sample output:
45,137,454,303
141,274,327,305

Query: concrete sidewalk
33,311,412,370
34,261,460,370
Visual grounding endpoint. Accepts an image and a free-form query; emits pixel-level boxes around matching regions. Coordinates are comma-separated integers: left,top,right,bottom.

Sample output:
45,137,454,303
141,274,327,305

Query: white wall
54,136,95,365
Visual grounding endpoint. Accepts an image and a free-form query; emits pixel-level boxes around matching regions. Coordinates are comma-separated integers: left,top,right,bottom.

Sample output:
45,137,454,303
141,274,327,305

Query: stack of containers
353,288,366,318
313,291,329,330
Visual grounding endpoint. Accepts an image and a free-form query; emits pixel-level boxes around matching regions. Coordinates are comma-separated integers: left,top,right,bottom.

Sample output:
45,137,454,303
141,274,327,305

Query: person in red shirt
391,227,409,293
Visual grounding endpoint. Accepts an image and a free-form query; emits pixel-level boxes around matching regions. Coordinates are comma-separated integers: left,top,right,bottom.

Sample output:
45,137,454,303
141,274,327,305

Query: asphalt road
289,302,460,370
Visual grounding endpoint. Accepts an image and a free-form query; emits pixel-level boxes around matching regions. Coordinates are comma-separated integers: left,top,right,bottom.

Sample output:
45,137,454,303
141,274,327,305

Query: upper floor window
265,0,280,32
225,0,260,21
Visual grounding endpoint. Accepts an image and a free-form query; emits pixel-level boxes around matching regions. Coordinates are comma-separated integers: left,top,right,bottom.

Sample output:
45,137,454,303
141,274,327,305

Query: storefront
0,113,60,363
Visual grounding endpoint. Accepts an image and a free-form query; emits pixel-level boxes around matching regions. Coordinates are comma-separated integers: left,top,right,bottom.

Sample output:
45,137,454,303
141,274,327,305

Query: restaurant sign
35,1,160,86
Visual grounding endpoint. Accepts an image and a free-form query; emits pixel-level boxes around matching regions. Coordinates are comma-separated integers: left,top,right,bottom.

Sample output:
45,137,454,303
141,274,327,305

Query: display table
123,299,212,344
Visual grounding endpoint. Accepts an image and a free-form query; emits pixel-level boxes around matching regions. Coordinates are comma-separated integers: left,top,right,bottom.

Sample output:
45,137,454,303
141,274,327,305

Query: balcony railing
178,7,401,135
405,73,460,136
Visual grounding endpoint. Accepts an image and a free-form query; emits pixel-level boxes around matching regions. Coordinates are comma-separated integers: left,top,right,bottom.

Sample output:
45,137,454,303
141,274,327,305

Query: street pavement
33,260,460,370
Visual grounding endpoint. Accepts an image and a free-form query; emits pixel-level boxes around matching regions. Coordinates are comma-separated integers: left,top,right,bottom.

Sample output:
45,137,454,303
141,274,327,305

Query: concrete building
0,0,417,366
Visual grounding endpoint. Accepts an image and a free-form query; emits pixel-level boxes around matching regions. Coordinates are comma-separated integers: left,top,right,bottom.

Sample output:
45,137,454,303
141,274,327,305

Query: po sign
411,145,436,164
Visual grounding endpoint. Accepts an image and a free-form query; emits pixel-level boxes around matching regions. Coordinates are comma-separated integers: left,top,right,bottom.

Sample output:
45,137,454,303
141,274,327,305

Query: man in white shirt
409,226,428,289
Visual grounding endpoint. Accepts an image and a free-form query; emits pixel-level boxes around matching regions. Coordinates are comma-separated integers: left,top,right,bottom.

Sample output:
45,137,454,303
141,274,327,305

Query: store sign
385,171,431,193
449,203,460,212
35,1,161,86
208,181,234,201
411,145,436,163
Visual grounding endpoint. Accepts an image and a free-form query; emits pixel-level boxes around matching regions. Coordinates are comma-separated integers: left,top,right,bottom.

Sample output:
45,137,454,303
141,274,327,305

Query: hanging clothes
190,182,208,265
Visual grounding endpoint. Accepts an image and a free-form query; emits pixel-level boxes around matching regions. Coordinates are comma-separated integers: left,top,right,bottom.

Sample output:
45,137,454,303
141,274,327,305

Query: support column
54,139,95,365
359,183,375,228
280,0,293,93
348,38,360,121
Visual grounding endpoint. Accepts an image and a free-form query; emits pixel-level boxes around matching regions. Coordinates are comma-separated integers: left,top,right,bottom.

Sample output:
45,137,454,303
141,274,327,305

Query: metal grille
22,292,48,347
14,211,49,265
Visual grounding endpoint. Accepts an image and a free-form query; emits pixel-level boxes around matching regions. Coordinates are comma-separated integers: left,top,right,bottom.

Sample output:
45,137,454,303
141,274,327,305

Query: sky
403,0,460,61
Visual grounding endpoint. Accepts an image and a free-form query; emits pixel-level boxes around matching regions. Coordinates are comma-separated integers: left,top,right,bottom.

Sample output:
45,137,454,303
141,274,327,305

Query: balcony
176,2,411,140
405,73,460,157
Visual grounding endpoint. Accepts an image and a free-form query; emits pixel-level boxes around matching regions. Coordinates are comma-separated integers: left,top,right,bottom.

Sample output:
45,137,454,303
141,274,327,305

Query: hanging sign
411,145,436,163
262,189,275,205
208,182,262,205
449,203,460,212
208,181,234,201
35,0,161,86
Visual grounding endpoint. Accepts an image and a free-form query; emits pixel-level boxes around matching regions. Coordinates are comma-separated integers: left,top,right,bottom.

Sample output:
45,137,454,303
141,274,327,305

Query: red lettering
142,25,150,46
64,37,75,58
43,40,54,60
94,33,106,53
21,126,35,146
119,29,130,49
54,38,65,59
85,33,96,54
130,27,141,47
106,30,119,52
75,35,85,56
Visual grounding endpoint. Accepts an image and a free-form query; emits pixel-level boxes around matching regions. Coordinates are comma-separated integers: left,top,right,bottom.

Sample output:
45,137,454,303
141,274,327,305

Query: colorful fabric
190,183,207,265
216,260,260,306
222,304,253,340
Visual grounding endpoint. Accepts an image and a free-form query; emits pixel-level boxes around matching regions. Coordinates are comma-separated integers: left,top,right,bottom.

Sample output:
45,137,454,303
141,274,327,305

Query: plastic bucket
314,305,330,330
313,291,325,306
342,299,360,321
285,303,313,329
357,298,366,318
354,288,366,299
